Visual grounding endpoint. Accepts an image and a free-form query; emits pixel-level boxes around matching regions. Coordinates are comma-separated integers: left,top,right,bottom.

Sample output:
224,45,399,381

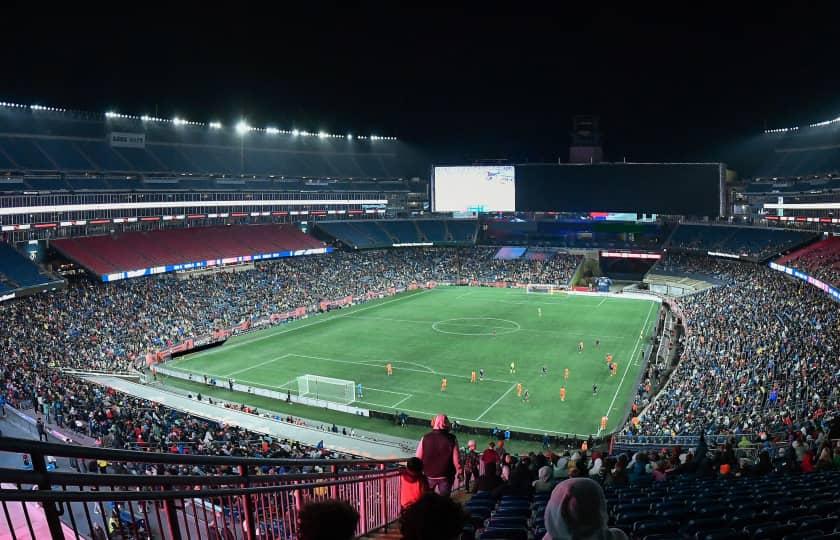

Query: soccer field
166,287,658,437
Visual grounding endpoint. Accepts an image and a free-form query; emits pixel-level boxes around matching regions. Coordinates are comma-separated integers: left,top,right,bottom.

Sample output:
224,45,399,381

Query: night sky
2,8,838,172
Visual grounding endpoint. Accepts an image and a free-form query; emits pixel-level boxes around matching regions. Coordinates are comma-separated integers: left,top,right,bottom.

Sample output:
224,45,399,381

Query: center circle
431,317,521,336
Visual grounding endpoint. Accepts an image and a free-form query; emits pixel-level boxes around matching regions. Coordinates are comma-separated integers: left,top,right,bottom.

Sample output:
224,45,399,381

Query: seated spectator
588,452,603,477
628,452,651,483
543,478,628,540
494,462,534,499
801,450,815,473
399,492,467,540
752,450,772,476
298,500,359,540
475,462,503,493
400,457,427,510
652,461,667,482
533,465,554,493
815,442,833,471
500,452,514,481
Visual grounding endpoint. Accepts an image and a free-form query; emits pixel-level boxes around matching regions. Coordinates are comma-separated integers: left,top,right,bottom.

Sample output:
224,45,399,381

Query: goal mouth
297,374,357,405
525,284,563,294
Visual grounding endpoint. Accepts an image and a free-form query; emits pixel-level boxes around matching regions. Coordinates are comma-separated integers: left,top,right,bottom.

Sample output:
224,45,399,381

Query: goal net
525,284,562,295
297,374,356,405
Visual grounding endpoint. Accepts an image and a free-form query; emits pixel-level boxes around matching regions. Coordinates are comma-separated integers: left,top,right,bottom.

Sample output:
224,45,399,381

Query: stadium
0,13,839,540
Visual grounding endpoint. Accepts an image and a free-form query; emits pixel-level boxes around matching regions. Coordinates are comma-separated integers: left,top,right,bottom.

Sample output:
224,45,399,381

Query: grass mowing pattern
167,287,657,437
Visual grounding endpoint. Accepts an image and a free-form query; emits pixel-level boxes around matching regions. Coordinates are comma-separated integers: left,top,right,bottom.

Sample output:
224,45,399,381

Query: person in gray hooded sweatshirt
543,477,628,540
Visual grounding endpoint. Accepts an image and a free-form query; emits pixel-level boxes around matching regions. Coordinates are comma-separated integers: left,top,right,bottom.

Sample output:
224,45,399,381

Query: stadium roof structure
0,100,397,141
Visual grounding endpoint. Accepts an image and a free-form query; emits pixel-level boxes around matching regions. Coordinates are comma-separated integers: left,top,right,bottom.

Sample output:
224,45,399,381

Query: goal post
525,284,562,295
297,374,356,404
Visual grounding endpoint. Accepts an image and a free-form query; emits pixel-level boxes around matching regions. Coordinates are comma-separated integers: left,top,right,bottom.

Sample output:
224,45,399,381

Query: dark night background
1,7,838,175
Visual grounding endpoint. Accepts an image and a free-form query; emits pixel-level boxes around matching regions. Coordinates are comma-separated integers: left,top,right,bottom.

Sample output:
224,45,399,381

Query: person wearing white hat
543,477,628,540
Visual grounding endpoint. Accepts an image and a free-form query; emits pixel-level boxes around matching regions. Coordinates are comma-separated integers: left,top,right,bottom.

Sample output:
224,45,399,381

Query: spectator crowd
631,253,839,440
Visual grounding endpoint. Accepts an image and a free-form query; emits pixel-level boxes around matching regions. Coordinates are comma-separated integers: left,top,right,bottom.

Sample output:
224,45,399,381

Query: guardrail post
378,463,387,530
162,488,182,540
329,465,338,500
31,449,66,540
238,464,257,540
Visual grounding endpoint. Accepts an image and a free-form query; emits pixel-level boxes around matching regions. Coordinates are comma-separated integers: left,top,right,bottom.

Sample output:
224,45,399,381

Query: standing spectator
415,414,460,496
462,440,480,492
480,441,499,476
36,416,48,442
400,457,428,510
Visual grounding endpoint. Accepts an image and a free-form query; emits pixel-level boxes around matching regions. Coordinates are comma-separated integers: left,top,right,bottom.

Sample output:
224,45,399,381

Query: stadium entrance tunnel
431,317,521,336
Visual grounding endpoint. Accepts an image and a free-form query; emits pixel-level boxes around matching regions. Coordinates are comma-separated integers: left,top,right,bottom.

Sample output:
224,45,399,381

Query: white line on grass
195,289,434,357
341,315,627,340
291,353,516,384
604,301,656,420
226,353,292,377
474,383,517,421
165,370,590,436
363,387,412,396
391,395,412,408
597,297,608,307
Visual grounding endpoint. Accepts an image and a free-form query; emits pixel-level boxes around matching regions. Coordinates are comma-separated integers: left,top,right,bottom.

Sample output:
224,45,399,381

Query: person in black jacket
415,414,461,496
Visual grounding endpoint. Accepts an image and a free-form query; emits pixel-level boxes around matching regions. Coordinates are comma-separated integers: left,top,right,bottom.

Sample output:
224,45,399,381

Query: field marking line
597,297,608,307
393,360,436,374
162,369,590,436
226,353,292,377
391,395,413,408
604,301,656,419
474,383,517,421
455,290,475,300
194,289,434,357
289,353,516,384
342,314,627,340
363,386,412,397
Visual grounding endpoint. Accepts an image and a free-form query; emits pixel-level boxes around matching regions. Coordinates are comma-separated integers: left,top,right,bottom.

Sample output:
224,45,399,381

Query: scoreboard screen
432,166,516,213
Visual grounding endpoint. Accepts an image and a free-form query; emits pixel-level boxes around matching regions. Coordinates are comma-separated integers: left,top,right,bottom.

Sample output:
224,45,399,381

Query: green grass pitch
167,287,658,437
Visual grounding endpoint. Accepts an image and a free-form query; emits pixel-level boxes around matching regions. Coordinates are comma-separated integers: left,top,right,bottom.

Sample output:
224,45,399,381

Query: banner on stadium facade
108,132,146,148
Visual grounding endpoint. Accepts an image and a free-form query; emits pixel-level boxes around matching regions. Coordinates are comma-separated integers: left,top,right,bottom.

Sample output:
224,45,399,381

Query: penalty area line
474,383,517,422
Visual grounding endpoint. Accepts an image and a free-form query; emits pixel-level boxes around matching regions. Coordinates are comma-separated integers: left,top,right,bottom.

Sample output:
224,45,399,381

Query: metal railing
0,437,406,540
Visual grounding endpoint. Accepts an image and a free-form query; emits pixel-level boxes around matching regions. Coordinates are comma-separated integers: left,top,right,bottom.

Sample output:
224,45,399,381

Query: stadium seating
52,224,325,276
380,220,421,243
667,224,817,259
482,220,672,250
447,220,479,243
777,236,840,287
0,242,61,292
416,219,447,242
316,219,478,248
0,108,421,180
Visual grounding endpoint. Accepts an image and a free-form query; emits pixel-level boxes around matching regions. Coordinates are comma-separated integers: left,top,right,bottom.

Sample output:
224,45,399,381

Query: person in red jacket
480,441,500,476
400,457,428,509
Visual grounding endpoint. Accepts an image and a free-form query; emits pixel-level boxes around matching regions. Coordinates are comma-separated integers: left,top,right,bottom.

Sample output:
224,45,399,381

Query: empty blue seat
698,528,741,540
634,520,679,536
478,527,528,540
753,523,798,540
